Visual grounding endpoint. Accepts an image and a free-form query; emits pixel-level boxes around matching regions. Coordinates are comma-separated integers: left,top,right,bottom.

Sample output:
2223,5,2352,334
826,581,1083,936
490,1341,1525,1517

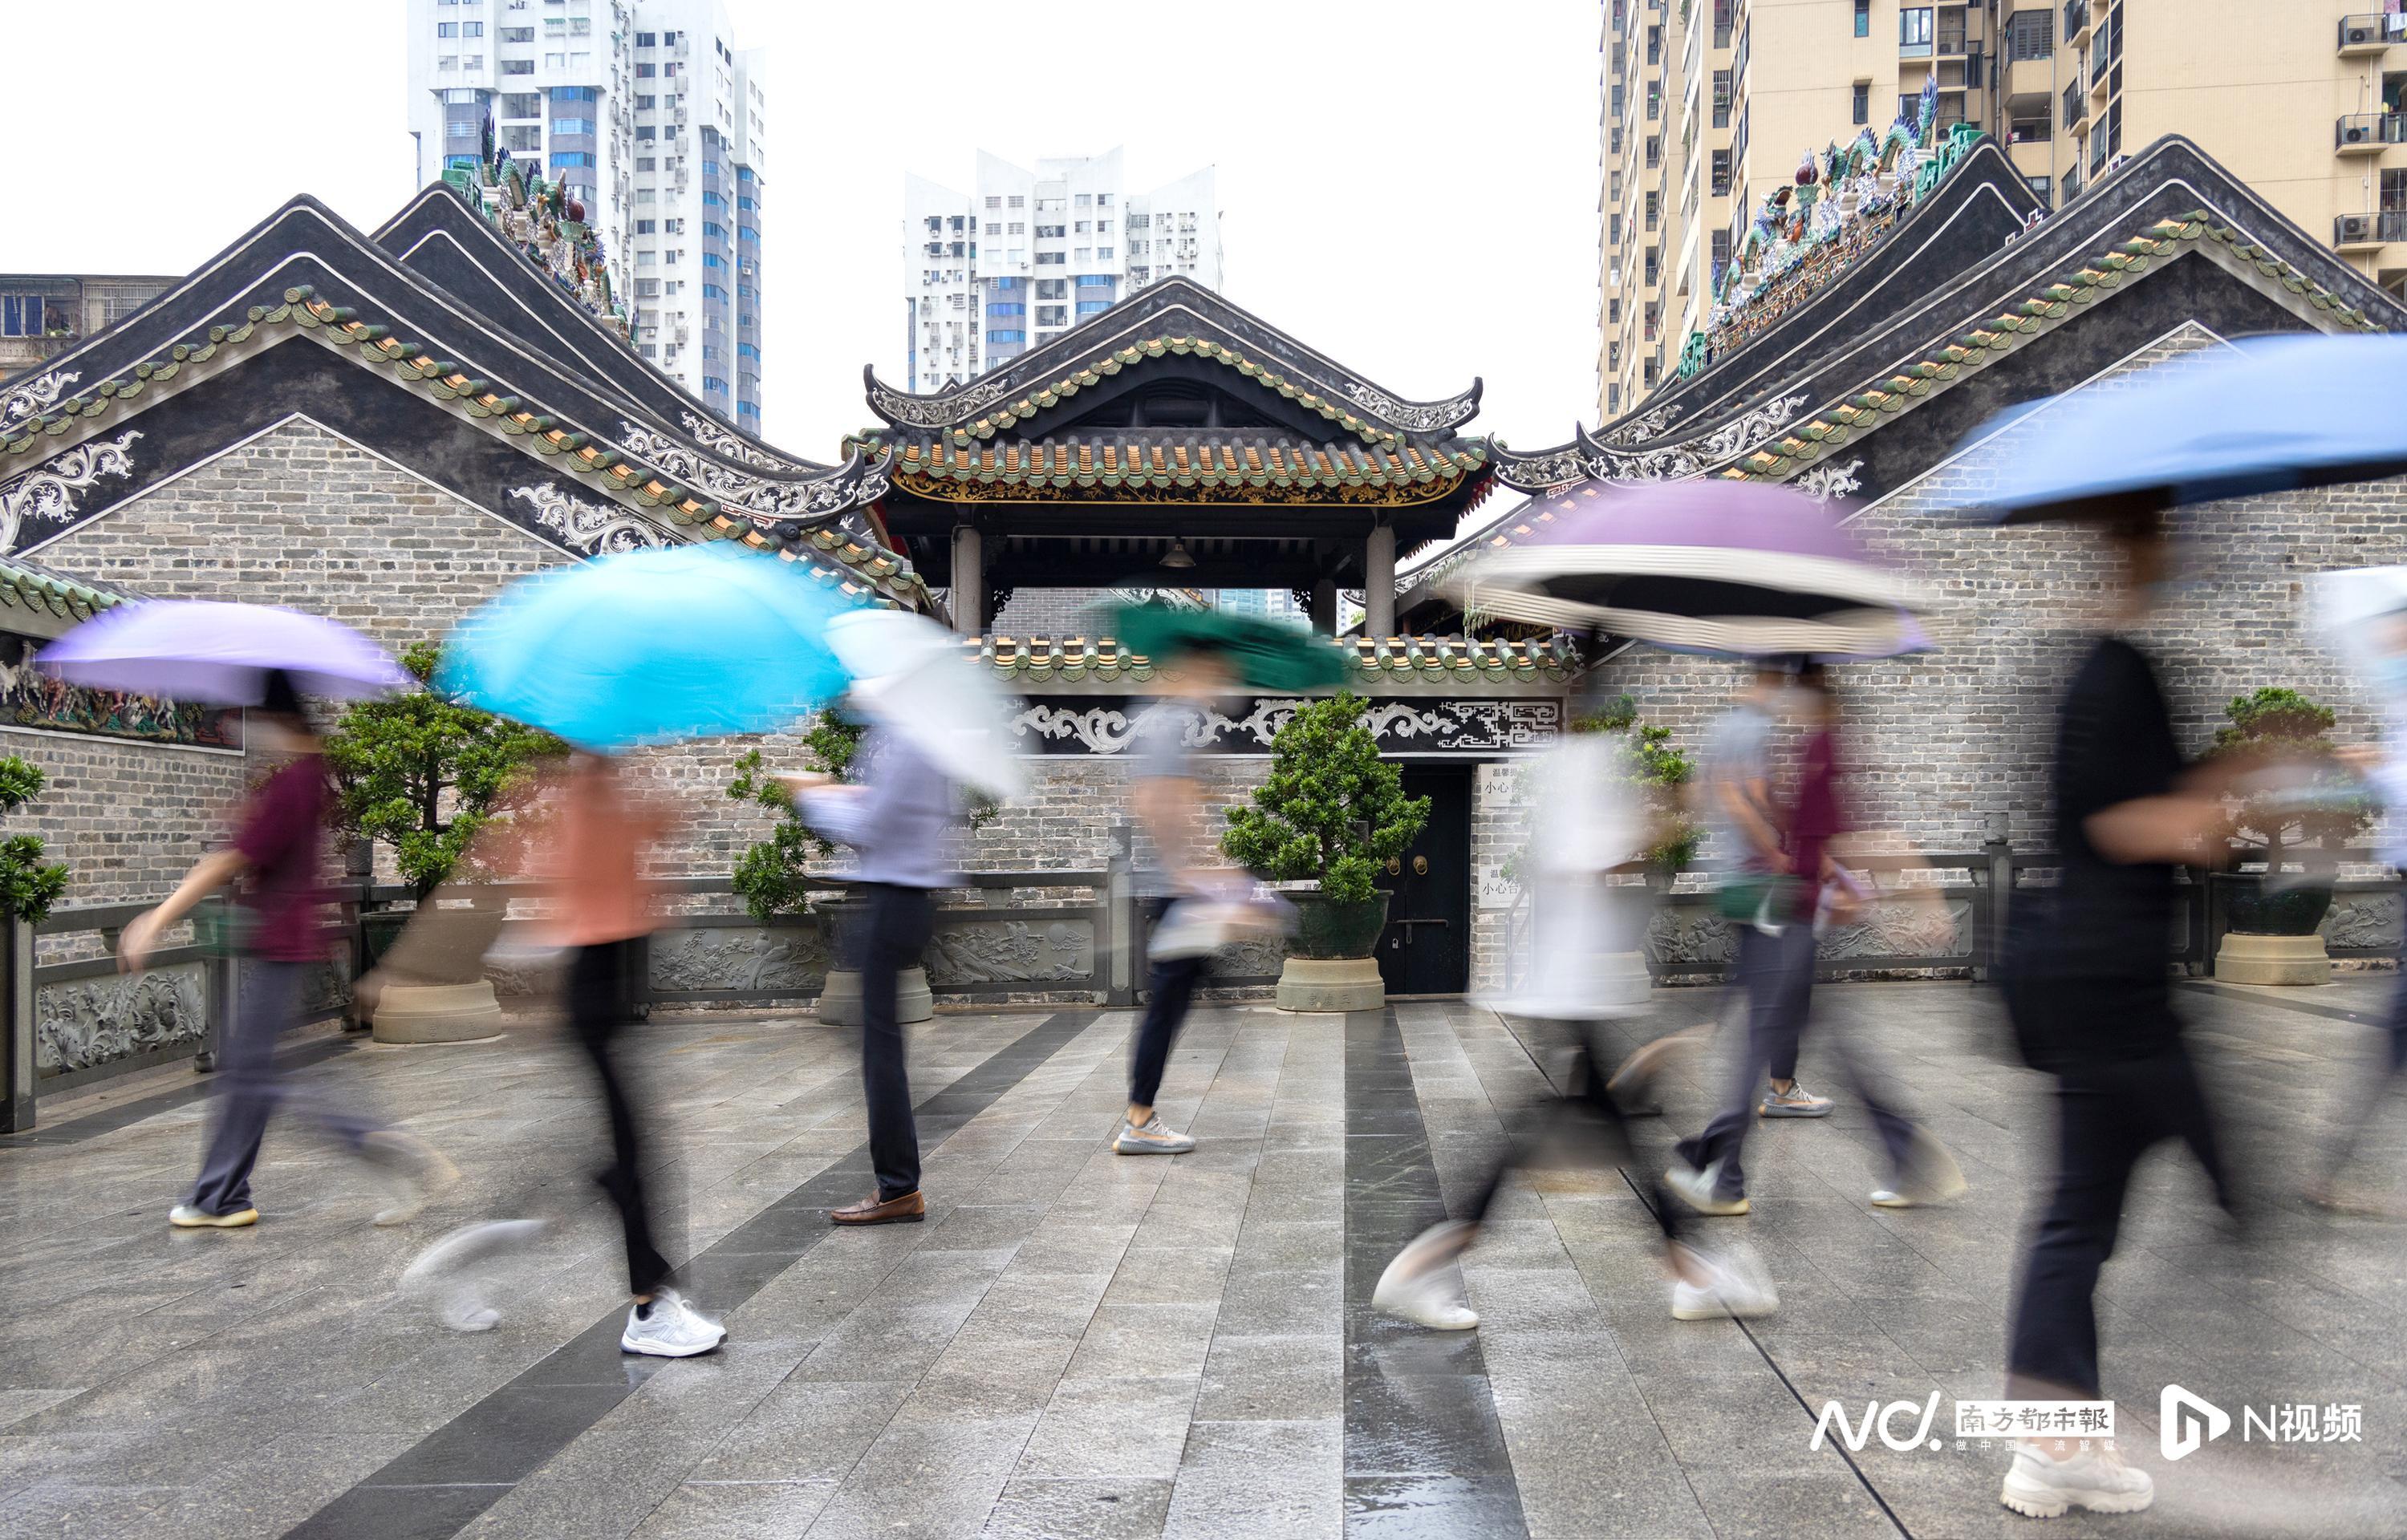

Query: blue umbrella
439,543,854,751
1976,334,2407,523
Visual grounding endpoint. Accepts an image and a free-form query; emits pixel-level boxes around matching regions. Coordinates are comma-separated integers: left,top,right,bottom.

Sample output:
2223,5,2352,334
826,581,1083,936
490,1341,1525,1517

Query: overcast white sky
2,1,1601,465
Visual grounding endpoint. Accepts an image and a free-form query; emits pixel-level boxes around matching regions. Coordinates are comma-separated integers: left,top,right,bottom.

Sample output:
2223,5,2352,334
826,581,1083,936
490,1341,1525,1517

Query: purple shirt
236,756,330,962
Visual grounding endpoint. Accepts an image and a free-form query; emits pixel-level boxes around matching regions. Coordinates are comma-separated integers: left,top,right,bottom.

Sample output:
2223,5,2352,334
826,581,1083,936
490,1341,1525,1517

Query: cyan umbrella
1977,334,2407,523
439,543,853,751
1109,602,1350,692
38,601,410,704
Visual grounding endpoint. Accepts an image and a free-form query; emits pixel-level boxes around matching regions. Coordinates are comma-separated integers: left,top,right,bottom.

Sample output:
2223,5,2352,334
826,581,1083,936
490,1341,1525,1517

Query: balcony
2340,13,2405,54
2338,211,2407,246
2335,112,2407,152
2065,0,2091,47
2063,81,2088,133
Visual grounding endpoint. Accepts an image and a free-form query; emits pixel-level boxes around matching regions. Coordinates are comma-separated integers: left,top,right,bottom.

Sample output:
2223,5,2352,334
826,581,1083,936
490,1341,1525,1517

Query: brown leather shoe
830,1189,925,1226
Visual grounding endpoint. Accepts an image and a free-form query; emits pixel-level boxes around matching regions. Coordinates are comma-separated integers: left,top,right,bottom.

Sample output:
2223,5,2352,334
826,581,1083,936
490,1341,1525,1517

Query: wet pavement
2,979,2403,1538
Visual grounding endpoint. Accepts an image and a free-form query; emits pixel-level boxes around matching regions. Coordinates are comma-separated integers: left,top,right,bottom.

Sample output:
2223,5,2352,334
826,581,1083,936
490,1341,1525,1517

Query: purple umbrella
1447,478,1933,658
38,601,412,705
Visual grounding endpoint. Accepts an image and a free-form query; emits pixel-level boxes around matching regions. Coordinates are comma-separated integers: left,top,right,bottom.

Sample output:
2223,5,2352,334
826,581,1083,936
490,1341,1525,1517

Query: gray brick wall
0,728,246,907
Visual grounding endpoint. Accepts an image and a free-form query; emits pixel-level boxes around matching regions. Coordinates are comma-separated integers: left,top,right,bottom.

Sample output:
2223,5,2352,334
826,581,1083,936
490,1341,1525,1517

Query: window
662,30,679,44
551,85,596,102
1645,190,1659,231
1711,150,1731,196
703,159,720,175
703,377,728,395
1901,7,1934,53
2025,174,2052,202
501,92,540,116
1711,228,1731,274
1036,224,1065,238
1854,0,1870,37
739,343,761,360
1007,221,1025,235
550,151,595,169
635,126,656,141
1077,300,1110,314
995,276,1021,290
0,295,43,337
2007,8,2052,59
1711,69,1731,128
1098,246,1114,260
985,329,1025,344
552,117,593,134
436,21,457,37
635,63,655,76
1036,305,1068,326
502,125,539,151
464,20,483,36
635,156,656,172
1036,278,1066,299
702,221,726,239
1037,252,1065,265
739,197,757,212
502,58,533,75
2385,168,2407,212
1098,192,1113,206
635,220,656,234
701,282,727,299
501,25,533,41
988,302,1025,317
984,195,1002,209
702,189,725,206
1076,274,1113,289
635,95,656,109
1853,82,1870,124
437,55,458,71
1646,81,1660,120
1008,195,1025,209
701,252,725,268
1646,135,1661,168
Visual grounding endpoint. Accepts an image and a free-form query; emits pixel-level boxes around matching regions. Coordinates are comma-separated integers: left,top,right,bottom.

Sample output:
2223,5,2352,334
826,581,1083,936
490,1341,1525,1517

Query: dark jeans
2322,965,2407,1181
1676,922,1812,1198
1467,1017,1679,1245
189,959,380,1217
2007,1044,2230,1399
1131,899,1204,1111
858,883,936,1202
569,939,672,1298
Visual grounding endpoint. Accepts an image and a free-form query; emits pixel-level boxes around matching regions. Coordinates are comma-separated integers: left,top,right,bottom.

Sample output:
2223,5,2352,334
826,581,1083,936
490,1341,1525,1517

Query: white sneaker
1113,1114,1196,1155
1874,1129,1970,1209
362,1130,461,1227
1665,1160,1751,1215
1999,1440,2154,1518
619,1287,727,1358
1372,1221,1480,1330
1670,1244,1780,1320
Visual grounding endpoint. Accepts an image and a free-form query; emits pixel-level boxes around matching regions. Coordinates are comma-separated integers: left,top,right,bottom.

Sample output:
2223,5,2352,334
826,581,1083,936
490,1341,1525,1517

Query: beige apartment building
1601,0,2407,419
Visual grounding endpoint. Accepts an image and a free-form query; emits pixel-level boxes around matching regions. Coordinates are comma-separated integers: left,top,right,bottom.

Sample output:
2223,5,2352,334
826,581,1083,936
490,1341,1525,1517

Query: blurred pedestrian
1665,663,1831,1218
1374,733,1778,1328
1114,645,1242,1157
549,752,725,1357
119,670,453,1230
2312,602,2407,1215
788,718,962,1223
1996,511,2236,1519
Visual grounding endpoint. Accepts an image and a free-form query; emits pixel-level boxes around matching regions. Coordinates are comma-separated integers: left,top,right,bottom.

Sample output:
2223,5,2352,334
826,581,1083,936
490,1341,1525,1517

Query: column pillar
1363,521,1397,638
1309,578,1337,635
950,522,984,636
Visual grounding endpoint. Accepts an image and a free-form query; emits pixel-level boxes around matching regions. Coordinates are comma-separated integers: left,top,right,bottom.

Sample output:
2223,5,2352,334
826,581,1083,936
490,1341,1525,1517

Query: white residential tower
901,149,1220,391
404,0,768,426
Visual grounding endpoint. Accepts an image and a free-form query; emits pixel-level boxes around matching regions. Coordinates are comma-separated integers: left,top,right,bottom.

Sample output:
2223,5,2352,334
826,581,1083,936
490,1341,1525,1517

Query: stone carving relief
0,369,78,430
510,482,671,554
1208,934,1287,980
1489,444,1589,492
37,964,205,1075
680,410,810,473
1009,697,1561,756
1580,391,1811,483
1791,456,1866,505
1600,401,1682,445
1647,895,1971,968
0,430,143,550
1337,380,1480,432
2320,892,2401,951
867,372,1021,430
922,919,1094,987
619,422,868,520
650,926,834,993
0,654,236,747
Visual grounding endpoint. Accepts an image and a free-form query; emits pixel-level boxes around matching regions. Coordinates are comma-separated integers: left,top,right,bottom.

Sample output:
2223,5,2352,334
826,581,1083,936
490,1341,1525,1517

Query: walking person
789,720,961,1223
1665,663,1833,1218
1114,645,1242,1157
1373,735,1778,1327
2311,597,2407,1215
1996,511,2236,1519
118,670,452,1230
547,752,725,1357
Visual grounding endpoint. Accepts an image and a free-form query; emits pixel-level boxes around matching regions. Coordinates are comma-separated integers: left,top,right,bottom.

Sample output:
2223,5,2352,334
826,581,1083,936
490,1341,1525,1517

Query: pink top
545,764,669,947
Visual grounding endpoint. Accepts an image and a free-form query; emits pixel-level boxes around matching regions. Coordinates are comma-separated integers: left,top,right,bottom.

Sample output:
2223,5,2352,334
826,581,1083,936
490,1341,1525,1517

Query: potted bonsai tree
2206,687,2372,986
323,642,563,1040
1222,692,1428,1011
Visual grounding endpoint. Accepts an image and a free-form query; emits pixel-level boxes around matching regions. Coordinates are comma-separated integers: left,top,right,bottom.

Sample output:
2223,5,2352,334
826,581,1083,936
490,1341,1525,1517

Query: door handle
1390,919,1450,929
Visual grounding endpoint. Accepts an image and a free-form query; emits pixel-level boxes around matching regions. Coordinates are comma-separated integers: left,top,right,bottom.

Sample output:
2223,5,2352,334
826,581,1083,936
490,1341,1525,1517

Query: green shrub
1220,693,1428,905
2204,686,2372,861
322,642,566,900
1500,696,1699,886
0,756,67,922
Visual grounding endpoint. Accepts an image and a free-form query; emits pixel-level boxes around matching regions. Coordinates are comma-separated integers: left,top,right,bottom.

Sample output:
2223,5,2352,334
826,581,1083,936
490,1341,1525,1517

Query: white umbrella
826,610,1028,800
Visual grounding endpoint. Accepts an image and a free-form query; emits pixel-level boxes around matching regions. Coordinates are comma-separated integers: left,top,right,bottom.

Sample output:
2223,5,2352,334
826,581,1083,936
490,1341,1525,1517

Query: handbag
1714,873,1800,931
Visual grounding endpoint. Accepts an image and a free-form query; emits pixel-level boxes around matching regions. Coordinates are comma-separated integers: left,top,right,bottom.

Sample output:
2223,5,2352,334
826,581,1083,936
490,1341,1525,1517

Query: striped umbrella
1446,478,1932,659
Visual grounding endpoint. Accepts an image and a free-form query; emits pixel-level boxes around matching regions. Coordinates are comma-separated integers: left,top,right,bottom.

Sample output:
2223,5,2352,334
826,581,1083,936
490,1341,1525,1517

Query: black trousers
1130,901,1204,1111
568,939,671,1298
1674,921,1813,1198
1467,1018,1680,1245
858,883,936,1202
2006,1043,2230,1399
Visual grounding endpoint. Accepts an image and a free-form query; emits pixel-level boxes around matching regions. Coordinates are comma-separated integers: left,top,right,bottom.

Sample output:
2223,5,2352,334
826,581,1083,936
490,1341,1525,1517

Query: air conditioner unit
2346,124,2371,144
2346,24,2373,45
2339,213,2377,242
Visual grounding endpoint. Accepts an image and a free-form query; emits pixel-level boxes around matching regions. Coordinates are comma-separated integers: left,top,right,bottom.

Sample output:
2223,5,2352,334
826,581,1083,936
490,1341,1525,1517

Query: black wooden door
1378,765,1472,996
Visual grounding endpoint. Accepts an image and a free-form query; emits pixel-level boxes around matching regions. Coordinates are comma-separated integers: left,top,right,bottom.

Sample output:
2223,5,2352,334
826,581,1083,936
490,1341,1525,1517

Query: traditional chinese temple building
2,122,2405,1060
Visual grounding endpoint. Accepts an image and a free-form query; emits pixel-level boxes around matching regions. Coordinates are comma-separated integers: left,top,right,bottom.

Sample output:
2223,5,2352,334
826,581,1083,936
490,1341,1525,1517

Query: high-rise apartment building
901,150,1220,391
404,0,768,425
1601,1,2407,419
0,274,176,376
